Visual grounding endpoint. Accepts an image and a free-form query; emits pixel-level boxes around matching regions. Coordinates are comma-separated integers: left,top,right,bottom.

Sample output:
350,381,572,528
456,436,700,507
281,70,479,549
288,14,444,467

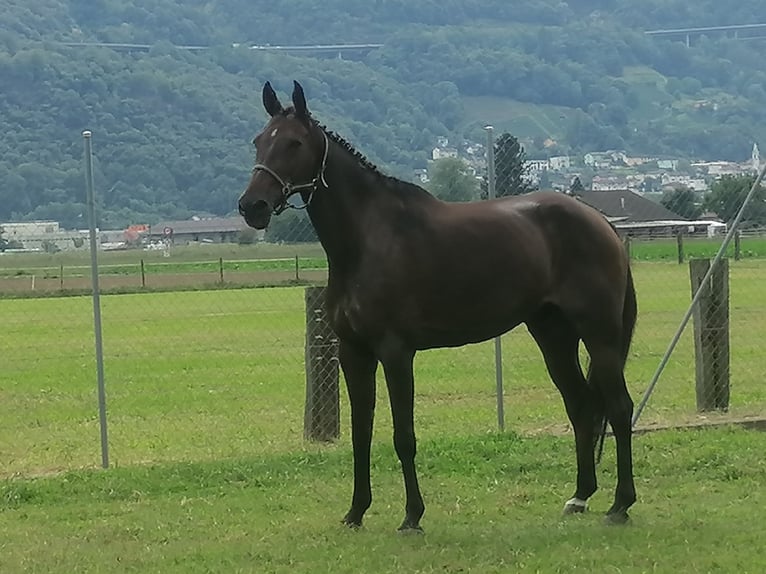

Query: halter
251,131,329,214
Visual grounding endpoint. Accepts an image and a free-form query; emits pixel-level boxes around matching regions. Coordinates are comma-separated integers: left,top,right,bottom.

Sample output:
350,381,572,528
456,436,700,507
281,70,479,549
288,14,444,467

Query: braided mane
278,106,382,175
314,120,382,175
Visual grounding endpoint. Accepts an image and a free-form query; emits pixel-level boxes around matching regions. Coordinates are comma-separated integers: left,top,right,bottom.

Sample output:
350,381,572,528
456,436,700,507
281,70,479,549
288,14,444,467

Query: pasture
2,234,766,294
2,259,765,476
2,240,766,571
2,428,766,572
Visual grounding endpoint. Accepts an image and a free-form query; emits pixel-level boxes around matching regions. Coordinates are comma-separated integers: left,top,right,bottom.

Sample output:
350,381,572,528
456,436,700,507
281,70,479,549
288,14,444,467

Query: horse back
330,190,628,349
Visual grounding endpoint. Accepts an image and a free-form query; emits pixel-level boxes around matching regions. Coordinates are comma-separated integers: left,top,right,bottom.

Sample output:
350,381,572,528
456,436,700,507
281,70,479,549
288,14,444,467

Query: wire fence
2,129,766,479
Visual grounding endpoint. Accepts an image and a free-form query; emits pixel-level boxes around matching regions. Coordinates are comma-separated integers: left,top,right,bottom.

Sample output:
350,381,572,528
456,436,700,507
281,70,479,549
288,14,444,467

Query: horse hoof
341,515,363,529
563,497,588,515
604,511,630,526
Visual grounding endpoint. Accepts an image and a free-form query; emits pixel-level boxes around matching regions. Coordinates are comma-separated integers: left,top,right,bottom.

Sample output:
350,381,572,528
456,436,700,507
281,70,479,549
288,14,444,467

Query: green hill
1,0,765,227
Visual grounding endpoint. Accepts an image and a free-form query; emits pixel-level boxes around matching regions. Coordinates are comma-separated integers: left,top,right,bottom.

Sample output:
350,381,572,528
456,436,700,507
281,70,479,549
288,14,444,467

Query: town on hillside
2,139,761,252
422,136,761,198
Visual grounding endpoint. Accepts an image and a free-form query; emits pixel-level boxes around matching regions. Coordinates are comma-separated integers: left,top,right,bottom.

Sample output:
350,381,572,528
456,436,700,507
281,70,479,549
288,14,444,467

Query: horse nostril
252,200,270,215
239,198,271,219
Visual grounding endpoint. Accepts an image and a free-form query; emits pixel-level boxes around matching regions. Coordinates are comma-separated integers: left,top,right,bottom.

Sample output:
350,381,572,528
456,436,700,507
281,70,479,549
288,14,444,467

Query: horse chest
327,290,380,341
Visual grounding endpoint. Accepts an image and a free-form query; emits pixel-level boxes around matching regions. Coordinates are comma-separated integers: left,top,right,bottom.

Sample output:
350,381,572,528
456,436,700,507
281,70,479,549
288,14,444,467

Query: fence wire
3,130,766,479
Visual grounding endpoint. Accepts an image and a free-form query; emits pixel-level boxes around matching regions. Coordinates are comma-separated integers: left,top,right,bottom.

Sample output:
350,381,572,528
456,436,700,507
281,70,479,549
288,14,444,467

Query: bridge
57,41,384,56
645,23,766,46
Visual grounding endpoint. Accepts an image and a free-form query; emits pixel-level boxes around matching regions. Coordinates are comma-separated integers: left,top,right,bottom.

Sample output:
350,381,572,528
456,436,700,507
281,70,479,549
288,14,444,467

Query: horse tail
594,262,637,464
620,265,638,368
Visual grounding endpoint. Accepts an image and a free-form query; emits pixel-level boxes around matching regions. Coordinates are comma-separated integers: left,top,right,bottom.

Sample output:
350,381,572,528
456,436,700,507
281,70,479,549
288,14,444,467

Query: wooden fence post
689,258,730,412
623,235,632,260
734,230,741,261
304,286,340,441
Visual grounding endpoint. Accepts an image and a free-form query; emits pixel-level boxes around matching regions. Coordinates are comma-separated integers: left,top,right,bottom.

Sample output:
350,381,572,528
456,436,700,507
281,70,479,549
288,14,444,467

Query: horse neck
305,146,380,272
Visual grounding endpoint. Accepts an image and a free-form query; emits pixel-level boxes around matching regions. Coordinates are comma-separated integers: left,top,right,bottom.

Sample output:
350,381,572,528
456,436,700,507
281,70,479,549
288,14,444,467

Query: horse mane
315,121,383,175
279,106,385,176
313,117,433,198
278,107,431,200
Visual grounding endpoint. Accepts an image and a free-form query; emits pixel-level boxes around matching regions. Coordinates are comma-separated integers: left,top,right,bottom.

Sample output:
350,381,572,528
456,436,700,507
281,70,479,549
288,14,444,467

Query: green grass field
2,244,765,572
2,428,766,572
2,236,766,294
2,259,765,480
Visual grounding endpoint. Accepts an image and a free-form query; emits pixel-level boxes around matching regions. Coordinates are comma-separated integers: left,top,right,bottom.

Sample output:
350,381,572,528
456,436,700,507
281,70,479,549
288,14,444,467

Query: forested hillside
2,0,766,228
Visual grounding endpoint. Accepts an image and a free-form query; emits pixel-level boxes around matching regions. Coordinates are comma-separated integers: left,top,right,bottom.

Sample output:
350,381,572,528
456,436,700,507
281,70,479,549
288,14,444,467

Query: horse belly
412,316,525,350
407,286,540,350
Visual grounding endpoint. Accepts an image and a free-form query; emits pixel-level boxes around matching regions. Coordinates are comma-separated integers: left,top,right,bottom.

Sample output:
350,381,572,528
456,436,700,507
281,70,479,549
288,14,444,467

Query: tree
493,133,536,197
569,175,586,193
661,188,703,219
427,157,479,202
704,175,766,228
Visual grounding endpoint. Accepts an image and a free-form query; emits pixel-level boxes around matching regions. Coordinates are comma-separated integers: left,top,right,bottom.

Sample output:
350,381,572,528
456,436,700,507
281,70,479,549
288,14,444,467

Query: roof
149,217,248,236
573,190,685,222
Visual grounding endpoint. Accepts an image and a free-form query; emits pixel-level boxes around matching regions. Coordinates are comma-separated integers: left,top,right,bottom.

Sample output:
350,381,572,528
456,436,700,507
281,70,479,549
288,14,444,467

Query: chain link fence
485,128,766,433
3,129,766,479
626,169,766,429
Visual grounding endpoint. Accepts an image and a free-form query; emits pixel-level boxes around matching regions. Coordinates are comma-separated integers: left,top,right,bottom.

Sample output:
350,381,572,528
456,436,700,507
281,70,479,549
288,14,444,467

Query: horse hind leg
527,307,602,515
582,337,636,525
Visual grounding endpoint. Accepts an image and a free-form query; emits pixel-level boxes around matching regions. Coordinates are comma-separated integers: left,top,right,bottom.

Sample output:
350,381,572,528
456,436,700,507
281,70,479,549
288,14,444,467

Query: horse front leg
339,339,378,528
378,340,425,533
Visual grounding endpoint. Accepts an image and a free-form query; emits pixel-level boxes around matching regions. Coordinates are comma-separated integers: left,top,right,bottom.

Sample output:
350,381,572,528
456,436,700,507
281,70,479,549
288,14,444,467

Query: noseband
252,131,329,214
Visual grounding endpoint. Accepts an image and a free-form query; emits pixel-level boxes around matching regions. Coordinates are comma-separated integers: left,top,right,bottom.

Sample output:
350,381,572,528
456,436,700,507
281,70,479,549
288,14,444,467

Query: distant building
691,161,743,177
573,189,724,237
148,217,249,244
660,174,708,192
549,156,571,171
527,159,550,172
432,147,459,161
657,159,679,170
574,190,682,223
623,156,656,167
584,151,626,169
0,221,92,251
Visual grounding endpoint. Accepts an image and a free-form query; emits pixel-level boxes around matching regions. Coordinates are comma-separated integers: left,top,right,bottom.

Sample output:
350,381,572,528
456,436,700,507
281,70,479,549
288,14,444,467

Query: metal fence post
83,130,109,468
485,125,505,432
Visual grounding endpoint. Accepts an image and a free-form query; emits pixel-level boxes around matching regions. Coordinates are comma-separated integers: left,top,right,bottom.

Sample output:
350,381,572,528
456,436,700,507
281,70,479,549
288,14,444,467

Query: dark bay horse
239,81,638,531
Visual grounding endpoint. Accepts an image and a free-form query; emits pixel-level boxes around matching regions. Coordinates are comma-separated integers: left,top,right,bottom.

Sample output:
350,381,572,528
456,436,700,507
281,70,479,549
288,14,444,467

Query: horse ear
262,81,283,117
292,80,309,118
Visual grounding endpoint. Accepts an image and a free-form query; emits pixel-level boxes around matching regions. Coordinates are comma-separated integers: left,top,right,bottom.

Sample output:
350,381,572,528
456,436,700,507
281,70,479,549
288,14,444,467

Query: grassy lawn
2,243,765,572
3,236,766,285
1,427,765,573
1,260,764,479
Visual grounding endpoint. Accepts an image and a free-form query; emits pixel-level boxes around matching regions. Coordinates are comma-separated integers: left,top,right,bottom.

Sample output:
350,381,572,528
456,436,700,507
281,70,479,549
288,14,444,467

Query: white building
432,147,459,161
527,159,550,172
549,156,571,171
1,221,94,251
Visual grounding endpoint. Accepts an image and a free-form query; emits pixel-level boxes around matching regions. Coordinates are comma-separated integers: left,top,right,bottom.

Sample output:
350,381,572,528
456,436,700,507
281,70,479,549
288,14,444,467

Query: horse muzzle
238,198,273,230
